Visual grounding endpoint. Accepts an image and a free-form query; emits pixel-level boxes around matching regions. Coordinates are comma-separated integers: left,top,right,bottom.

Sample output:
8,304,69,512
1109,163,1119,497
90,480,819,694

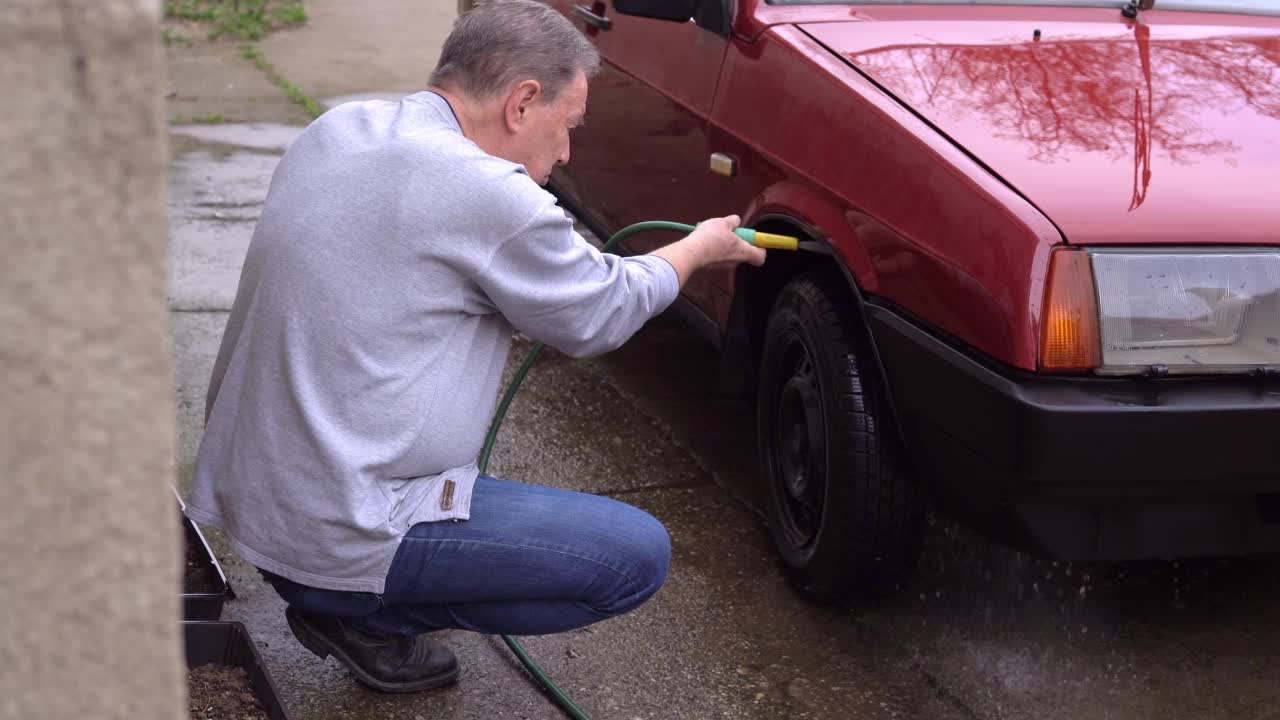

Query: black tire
757,274,923,600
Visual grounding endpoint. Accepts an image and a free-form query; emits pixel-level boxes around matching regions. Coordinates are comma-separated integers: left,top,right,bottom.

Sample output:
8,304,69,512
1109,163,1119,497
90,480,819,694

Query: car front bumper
866,302,1280,562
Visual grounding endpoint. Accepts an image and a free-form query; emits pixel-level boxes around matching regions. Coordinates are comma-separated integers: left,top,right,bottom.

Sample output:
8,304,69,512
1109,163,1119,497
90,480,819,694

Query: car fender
742,179,879,293
723,184,908,448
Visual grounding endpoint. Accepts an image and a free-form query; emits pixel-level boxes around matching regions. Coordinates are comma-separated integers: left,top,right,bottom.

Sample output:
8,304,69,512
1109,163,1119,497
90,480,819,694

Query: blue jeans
261,476,671,636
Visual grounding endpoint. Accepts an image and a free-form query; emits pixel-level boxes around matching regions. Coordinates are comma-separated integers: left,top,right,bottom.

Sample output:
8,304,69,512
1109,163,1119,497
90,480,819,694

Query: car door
545,0,734,317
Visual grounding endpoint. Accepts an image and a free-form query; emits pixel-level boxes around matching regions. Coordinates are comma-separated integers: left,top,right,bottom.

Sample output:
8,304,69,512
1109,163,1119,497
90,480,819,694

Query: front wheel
757,275,923,600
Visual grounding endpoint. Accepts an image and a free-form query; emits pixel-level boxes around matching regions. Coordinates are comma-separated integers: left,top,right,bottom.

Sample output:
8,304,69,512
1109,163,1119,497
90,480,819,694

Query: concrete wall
0,2,185,719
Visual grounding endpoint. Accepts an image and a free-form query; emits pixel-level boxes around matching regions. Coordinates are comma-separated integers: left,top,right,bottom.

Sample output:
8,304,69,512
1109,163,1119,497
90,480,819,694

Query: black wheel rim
768,331,827,554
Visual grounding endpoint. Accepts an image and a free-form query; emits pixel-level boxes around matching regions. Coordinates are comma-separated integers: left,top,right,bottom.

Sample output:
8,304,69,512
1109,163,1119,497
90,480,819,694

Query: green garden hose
476,220,795,719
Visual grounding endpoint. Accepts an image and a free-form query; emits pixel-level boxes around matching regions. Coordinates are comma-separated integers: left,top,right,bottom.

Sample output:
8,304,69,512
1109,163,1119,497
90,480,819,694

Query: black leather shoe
285,607,459,693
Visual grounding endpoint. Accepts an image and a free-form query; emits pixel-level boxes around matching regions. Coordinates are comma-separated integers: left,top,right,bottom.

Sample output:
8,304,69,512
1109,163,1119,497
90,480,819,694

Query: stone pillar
0,2,185,720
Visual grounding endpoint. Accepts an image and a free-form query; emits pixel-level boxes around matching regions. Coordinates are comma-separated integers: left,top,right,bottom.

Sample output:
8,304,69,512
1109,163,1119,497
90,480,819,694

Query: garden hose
476,220,798,720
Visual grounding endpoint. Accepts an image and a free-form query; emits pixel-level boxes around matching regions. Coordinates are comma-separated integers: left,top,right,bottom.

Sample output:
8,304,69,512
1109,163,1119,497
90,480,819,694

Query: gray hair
430,0,601,102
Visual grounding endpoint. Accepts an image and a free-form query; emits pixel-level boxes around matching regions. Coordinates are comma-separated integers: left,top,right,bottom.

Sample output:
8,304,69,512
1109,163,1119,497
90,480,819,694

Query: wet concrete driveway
170,124,1280,720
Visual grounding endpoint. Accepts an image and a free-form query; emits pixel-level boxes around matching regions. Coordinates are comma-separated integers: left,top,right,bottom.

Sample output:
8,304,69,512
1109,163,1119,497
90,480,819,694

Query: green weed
163,0,307,42
239,43,323,120
171,113,228,124
164,0,216,22
271,3,308,25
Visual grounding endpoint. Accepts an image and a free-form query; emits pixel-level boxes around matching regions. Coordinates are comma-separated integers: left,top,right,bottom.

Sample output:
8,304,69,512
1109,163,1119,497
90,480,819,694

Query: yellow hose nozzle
734,228,800,251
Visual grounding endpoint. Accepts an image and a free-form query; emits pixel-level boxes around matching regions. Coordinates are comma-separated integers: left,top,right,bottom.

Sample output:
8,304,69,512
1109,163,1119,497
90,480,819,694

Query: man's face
512,71,588,185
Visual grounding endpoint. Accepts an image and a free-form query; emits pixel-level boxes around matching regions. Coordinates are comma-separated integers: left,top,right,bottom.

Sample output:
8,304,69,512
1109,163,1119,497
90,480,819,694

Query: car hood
802,15,1280,245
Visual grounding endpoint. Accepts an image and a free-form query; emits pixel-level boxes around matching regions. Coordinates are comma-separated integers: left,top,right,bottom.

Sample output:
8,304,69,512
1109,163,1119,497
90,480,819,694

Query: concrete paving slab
162,29,311,126
170,123,304,154
168,144,283,310
592,312,764,511
172,311,226,486
167,129,287,479
258,0,453,100
170,217,255,310
486,335,712,498
320,92,412,111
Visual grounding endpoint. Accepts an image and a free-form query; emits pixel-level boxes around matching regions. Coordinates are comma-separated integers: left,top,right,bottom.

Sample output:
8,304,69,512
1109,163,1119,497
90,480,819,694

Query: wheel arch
727,211,908,449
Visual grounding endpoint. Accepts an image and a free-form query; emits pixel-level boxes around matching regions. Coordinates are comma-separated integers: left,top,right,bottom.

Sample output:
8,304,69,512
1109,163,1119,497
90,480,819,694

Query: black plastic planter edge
175,487,235,620
184,621,293,720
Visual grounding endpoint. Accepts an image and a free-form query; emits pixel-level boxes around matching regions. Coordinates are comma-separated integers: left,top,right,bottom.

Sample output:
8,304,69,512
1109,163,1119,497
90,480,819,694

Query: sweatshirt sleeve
474,200,681,358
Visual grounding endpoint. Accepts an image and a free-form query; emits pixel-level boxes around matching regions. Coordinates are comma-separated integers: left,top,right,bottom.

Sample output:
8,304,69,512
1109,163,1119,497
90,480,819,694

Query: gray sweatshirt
186,91,679,594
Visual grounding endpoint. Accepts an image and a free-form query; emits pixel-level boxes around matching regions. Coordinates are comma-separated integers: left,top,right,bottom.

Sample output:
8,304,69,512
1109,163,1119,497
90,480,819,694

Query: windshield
764,0,1280,17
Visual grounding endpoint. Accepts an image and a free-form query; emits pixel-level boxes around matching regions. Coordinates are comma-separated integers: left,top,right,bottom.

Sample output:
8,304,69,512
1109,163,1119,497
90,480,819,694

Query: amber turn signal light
1040,248,1102,372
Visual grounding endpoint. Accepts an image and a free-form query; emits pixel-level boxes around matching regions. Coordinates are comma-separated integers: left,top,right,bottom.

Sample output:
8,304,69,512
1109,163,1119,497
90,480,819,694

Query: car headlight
1089,249,1280,376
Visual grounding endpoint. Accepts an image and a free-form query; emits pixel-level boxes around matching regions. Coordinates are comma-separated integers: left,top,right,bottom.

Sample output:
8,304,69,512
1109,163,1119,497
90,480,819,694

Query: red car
542,0,1280,597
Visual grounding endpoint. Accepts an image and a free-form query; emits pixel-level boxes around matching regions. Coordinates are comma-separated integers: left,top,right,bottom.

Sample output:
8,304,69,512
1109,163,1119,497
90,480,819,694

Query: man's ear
503,80,543,132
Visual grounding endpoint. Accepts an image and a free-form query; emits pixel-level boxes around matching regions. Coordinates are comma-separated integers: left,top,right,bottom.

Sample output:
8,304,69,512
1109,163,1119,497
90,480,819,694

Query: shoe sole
285,609,460,694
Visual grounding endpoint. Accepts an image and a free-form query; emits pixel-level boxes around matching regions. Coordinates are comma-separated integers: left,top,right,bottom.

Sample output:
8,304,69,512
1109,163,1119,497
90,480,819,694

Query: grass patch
171,113,228,124
165,0,217,22
271,2,308,25
240,44,323,120
164,0,308,41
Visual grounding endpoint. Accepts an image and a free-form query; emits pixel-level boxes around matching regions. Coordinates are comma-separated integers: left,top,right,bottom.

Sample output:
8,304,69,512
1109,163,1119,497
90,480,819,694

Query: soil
184,519,226,595
188,664,269,720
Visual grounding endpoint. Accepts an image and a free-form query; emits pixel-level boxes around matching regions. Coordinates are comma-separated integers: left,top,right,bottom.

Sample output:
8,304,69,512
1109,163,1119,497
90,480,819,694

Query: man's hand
649,215,767,287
